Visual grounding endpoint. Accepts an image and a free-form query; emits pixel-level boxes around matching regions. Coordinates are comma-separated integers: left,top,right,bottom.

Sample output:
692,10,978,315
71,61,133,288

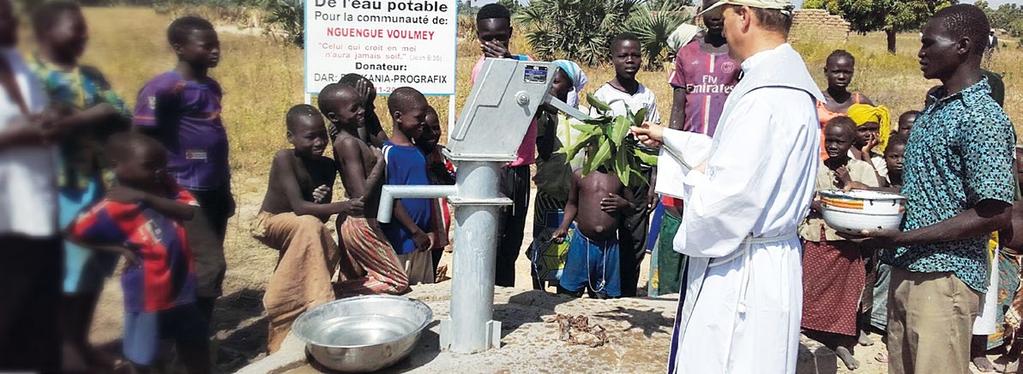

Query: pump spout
377,185,459,223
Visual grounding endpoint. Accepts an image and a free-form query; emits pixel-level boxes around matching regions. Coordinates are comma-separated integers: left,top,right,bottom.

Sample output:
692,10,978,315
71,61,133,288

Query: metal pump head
447,59,590,162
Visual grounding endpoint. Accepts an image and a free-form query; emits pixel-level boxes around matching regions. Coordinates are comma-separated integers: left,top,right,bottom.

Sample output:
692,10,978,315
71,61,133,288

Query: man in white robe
632,1,823,372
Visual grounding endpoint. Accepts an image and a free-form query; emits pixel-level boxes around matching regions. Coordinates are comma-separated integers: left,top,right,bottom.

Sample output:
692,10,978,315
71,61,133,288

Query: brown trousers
252,212,340,352
887,268,982,374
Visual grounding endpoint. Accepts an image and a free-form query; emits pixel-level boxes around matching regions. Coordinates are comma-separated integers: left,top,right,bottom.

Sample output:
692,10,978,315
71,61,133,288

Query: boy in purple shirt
133,16,231,327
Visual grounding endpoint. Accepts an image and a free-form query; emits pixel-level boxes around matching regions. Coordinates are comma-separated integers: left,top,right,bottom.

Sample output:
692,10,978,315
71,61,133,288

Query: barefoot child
28,2,130,370
800,117,879,370
318,83,410,296
252,105,367,352
68,133,210,374
591,32,659,297
381,87,436,284
552,166,634,299
133,16,231,326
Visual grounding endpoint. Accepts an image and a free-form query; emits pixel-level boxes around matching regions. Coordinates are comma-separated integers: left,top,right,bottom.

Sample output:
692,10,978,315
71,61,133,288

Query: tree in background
976,1,1023,41
518,0,690,69
804,0,957,54
517,0,639,66
496,0,520,14
630,1,692,70
265,0,303,46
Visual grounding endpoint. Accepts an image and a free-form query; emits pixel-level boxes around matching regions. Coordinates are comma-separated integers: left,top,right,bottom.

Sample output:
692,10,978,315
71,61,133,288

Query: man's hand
312,184,331,204
107,185,147,204
631,123,664,149
601,193,631,214
343,197,365,216
413,230,431,251
838,228,903,249
481,40,512,59
551,227,568,243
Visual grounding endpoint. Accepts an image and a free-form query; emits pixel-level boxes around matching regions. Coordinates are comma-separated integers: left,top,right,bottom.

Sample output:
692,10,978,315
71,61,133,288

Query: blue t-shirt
381,141,433,255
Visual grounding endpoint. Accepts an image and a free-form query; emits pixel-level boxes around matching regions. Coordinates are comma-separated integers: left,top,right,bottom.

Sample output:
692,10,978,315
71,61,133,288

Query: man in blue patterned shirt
857,5,1015,374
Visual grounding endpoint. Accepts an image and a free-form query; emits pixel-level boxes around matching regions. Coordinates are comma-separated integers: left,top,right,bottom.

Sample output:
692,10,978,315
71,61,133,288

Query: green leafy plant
265,0,303,47
516,0,639,66
628,2,692,70
558,94,658,187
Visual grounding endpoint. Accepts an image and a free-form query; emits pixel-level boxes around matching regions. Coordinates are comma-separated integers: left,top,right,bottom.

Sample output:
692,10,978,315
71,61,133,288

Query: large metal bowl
291,295,433,372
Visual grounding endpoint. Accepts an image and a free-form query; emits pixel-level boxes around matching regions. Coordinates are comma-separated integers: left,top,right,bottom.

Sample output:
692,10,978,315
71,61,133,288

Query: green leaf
629,168,649,187
633,107,648,128
615,147,631,187
610,115,631,147
560,132,598,162
586,93,612,113
571,123,600,135
585,141,612,176
633,147,658,165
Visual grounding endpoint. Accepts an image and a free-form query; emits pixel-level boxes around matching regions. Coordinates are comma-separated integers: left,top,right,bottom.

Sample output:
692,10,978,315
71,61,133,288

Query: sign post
305,0,459,130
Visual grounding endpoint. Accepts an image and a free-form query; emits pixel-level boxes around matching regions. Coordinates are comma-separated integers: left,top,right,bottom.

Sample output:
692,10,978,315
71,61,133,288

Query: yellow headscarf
847,104,892,153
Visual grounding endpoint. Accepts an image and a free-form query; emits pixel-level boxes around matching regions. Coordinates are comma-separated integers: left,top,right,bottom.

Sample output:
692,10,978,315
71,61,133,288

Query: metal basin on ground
291,295,433,373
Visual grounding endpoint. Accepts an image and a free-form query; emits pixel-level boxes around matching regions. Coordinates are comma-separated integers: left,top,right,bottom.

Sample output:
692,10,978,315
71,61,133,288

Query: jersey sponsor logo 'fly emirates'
686,60,737,94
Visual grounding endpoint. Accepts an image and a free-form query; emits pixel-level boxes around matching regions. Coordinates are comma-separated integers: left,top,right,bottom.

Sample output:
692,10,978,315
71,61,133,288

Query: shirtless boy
318,83,410,296
252,104,364,351
553,167,634,298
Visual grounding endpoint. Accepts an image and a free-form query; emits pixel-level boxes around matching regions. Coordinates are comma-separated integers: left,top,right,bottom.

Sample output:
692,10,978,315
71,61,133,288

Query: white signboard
305,0,458,95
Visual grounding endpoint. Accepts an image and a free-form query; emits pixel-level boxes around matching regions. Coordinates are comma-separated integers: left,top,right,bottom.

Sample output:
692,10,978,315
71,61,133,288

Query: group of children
797,46,1021,371
0,1,231,372
6,1,1019,373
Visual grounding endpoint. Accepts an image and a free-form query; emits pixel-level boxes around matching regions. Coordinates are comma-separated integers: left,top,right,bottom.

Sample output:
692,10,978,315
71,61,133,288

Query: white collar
740,43,791,73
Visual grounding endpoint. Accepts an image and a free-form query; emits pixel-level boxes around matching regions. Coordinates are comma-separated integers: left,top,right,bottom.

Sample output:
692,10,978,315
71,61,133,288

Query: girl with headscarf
846,103,891,182
529,60,588,289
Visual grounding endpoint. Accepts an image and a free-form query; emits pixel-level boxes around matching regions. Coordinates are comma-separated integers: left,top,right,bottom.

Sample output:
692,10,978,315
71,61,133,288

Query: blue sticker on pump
524,65,548,84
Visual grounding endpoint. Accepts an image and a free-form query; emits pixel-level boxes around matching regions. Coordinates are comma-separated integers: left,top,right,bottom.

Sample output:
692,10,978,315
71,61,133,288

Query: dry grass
79,7,1023,186
75,8,1022,370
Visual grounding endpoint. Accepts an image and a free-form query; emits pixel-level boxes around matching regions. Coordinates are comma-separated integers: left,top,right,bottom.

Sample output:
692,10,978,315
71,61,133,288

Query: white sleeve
646,90,662,124
674,91,799,258
654,129,712,198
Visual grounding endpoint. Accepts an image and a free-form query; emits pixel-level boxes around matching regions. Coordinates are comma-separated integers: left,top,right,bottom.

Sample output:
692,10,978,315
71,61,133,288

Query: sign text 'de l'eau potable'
305,0,458,95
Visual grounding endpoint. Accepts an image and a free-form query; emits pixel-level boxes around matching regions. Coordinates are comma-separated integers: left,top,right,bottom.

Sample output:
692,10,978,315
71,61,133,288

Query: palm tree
629,1,692,70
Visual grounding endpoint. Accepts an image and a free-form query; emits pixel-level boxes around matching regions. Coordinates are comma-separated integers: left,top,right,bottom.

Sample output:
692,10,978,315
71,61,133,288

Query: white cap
698,0,795,17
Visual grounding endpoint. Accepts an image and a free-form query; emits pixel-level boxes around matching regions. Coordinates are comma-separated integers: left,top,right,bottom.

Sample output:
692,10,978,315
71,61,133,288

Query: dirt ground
88,188,1014,373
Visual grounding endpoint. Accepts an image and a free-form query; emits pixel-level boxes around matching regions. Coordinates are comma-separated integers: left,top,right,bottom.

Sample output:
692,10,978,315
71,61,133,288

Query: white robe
659,44,824,374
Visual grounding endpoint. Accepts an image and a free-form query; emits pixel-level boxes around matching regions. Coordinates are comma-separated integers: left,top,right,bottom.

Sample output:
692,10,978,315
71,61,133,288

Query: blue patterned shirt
884,78,1015,293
